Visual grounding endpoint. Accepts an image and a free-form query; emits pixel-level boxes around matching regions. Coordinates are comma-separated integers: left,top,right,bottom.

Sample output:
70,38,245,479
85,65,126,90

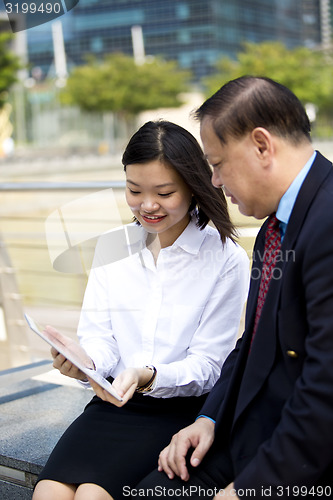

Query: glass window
176,3,190,20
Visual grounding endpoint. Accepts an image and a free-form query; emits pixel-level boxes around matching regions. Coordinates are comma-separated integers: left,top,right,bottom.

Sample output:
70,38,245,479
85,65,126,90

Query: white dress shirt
78,218,249,398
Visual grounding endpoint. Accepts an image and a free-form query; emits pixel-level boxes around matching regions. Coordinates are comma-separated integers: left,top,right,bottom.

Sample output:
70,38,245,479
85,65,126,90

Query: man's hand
158,417,215,481
48,325,94,381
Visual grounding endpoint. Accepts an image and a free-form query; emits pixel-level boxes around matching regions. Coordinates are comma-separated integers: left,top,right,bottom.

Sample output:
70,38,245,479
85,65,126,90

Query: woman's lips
141,214,167,224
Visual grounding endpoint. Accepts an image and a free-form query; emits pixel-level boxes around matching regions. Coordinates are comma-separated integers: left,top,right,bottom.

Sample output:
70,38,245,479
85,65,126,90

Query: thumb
190,441,209,468
45,325,68,346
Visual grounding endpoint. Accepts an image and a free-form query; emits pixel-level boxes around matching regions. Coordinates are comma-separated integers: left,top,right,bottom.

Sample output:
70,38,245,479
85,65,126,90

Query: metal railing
1,180,127,301
0,181,126,191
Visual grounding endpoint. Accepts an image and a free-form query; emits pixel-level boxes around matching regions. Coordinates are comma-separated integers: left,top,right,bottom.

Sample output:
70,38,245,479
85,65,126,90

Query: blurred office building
1,0,332,82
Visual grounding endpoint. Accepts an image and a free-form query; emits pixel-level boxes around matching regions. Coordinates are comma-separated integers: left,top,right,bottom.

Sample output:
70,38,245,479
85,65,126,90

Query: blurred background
1,0,333,371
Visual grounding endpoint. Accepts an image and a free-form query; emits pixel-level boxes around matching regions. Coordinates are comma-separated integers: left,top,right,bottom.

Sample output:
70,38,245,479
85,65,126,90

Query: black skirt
37,391,207,499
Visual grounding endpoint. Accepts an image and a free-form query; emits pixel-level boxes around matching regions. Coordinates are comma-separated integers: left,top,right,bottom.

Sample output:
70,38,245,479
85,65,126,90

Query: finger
189,436,212,468
162,436,188,481
63,361,82,378
50,347,59,359
158,448,175,479
170,433,193,481
44,325,65,341
86,377,124,406
58,359,77,377
52,353,67,370
87,377,107,400
104,381,129,407
114,381,136,401
175,453,189,481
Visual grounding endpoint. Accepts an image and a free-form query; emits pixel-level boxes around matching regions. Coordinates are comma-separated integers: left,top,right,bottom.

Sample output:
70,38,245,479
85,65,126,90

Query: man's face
200,118,270,219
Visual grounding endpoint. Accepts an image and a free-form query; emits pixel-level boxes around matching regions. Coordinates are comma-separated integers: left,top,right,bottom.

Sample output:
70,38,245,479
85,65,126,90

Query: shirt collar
171,217,206,255
276,151,316,227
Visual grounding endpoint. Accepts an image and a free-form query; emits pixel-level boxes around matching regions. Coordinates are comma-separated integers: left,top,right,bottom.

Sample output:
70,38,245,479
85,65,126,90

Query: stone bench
0,361,92,499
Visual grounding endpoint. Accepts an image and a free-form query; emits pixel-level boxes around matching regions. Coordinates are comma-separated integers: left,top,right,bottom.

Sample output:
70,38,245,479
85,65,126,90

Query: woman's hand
47,325,95,381
87,367,154,407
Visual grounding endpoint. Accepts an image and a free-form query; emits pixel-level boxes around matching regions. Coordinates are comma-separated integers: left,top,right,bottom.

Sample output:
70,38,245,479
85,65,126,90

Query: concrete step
0,362,92,499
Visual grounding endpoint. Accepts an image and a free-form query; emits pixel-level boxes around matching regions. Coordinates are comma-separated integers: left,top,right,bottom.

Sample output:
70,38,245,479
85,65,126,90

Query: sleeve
149,244,250,398
234,209,333,492
77,242,120,379
197,336,243,421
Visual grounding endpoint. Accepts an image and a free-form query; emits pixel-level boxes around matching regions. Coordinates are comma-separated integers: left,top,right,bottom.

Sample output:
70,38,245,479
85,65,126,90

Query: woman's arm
76,245,121,378
150,245,249,398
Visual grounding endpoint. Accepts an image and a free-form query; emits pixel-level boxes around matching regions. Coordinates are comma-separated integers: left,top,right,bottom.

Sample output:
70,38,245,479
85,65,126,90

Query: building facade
1,1,331,82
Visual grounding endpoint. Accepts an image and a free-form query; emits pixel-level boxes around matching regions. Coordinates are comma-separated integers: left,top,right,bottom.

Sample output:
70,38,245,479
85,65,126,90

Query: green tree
0,32,21,108
203,41,333,117
61,53,191,115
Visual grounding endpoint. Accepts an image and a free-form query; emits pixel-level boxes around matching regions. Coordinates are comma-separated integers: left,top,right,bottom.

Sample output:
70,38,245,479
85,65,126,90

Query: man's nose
211,169,223,189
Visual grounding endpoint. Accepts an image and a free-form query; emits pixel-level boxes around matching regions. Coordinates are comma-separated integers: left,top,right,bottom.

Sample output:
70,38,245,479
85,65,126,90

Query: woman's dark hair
195,76,311,145
122,120,236,243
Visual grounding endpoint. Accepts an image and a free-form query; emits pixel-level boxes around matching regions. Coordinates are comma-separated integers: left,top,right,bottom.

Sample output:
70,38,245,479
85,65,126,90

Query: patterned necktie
251,214,281,341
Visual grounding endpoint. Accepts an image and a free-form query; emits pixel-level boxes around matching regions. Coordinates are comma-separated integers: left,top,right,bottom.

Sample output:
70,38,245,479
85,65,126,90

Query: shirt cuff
76,378,93,389
196,415,216,424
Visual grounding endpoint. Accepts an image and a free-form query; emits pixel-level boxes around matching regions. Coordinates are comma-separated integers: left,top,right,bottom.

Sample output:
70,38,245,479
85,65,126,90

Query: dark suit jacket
200,152,333,496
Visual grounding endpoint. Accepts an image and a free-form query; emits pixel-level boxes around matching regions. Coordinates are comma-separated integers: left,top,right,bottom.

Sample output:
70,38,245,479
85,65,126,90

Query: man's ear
251,127,273,159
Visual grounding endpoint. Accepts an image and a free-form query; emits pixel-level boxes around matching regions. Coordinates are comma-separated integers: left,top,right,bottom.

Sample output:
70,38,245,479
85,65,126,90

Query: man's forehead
200,118,218,142
200,120,224,156
200,115,215,132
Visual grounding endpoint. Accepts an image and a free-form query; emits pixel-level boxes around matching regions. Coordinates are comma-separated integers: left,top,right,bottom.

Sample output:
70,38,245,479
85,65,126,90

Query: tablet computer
25,313,123,402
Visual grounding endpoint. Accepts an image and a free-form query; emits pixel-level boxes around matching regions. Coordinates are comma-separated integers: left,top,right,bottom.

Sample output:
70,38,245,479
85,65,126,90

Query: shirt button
286,350,298,358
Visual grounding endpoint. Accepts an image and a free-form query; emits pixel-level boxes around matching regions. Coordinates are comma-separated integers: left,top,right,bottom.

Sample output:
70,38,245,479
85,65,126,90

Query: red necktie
251,214,281,341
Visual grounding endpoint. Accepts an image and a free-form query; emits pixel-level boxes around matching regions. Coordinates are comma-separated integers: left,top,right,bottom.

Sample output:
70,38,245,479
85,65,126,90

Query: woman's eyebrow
126,179,140,186
155,182,176,188
126,180,176,188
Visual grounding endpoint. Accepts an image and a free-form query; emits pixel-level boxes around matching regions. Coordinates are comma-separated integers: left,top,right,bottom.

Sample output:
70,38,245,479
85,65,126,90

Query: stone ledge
0,366,92,499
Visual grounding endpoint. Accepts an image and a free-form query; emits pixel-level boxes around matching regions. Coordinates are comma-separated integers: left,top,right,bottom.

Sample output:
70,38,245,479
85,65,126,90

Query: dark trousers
132,442,234,500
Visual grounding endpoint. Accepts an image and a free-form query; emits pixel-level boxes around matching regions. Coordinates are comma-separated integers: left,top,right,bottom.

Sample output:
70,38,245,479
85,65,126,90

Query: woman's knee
32,479,76,500
75,483,113,499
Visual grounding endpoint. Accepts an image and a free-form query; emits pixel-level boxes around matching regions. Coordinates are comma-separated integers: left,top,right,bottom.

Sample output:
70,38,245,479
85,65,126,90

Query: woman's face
125,160,193,248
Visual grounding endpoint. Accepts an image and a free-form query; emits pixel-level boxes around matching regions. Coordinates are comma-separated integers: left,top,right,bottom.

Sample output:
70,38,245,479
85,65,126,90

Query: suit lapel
234,253,284,420
244,220,268,334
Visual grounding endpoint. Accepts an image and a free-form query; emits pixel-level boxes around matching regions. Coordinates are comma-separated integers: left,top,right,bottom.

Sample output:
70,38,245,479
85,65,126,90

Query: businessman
135,76,333,499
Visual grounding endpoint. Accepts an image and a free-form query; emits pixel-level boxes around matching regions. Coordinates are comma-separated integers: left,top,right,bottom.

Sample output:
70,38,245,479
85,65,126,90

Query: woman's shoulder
201,224,249,262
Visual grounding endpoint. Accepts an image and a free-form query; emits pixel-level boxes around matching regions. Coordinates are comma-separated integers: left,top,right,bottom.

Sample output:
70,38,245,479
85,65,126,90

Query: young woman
33,121,249,500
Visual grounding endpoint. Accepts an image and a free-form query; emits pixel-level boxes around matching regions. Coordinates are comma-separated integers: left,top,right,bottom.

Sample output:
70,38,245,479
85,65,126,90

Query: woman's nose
141,198,159,212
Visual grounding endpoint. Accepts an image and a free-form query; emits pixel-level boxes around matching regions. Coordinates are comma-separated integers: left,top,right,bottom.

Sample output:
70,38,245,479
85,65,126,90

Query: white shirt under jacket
78,218,249,398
